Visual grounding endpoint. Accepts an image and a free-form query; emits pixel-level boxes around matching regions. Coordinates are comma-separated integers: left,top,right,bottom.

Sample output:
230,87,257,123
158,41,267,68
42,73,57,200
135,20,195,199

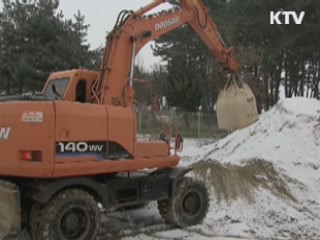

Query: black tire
158,178,209,228
21,197,33,229
29,203,41,240
29,189,100,240
157,198,174,225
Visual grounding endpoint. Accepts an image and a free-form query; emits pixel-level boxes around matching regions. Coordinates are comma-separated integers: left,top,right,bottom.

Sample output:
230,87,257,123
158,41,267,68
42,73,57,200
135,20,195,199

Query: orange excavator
0,0,242,239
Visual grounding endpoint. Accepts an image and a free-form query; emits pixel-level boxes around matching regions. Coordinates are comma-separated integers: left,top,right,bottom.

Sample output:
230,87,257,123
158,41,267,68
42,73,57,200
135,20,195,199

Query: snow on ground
99,97,320,240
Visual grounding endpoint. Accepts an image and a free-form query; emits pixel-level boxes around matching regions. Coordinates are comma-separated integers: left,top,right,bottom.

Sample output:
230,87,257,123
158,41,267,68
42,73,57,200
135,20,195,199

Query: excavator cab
41,70,99,103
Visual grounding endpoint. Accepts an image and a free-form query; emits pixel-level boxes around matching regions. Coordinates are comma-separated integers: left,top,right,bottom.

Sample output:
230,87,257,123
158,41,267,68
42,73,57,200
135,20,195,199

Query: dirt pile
192,159,295,204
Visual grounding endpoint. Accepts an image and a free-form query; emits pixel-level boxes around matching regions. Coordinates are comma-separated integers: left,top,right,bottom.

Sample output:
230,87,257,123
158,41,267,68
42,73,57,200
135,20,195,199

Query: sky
58,0,172,70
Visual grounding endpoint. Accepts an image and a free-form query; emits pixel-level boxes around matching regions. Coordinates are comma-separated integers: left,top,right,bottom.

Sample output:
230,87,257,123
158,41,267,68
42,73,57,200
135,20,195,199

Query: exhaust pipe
0,180,21,237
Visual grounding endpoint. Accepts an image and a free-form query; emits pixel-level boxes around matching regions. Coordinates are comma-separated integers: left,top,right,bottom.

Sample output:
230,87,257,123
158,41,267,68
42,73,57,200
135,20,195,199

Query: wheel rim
182,191,202,217
60,207,89,239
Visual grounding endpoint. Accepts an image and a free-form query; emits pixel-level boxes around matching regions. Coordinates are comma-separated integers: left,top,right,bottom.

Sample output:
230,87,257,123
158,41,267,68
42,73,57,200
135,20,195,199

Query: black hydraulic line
119,11,129,25
119,10,134,26
113,10,129,29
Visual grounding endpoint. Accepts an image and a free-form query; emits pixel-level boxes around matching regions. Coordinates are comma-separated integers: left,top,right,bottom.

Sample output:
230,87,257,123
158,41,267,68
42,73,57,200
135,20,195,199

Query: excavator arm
92,0,239,106
135,0,239,72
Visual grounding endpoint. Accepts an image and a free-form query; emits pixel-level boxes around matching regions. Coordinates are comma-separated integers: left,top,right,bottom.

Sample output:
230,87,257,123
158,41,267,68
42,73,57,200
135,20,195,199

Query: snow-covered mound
198,97,320,165
178,97,320,239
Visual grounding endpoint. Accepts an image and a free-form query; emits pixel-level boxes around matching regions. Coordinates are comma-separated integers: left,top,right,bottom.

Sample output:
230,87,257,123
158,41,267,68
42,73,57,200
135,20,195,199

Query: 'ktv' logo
270,11,305,25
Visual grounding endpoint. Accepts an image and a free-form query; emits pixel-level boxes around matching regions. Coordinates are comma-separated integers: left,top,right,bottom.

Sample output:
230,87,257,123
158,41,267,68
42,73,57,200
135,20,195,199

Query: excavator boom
92,0,239,106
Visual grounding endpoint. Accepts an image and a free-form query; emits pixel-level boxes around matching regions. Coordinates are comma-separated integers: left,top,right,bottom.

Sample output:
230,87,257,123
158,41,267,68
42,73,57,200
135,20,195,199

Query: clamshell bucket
0,180,21,236
216,76,258,131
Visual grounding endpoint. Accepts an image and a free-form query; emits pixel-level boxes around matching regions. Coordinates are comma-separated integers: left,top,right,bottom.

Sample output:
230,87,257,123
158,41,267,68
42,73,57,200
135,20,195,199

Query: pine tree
0,0,102,94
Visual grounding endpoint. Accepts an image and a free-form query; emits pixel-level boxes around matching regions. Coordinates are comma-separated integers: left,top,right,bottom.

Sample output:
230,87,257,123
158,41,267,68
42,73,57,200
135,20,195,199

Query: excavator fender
25,178,110,207
168,167,193,196
0,180,21,237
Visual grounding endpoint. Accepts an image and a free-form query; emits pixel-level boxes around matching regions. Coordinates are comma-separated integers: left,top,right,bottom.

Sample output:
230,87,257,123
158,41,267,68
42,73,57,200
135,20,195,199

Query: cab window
44,78,69,99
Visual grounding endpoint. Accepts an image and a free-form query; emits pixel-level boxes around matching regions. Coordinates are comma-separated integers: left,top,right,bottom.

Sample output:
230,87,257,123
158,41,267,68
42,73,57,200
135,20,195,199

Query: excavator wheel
29,189,100,240
29,203,41,240
158,178,209,227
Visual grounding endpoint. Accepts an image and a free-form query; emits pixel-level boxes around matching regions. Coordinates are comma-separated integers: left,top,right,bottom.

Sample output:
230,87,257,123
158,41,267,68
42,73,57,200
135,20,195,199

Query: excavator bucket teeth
0,180,21,237
217,78,259,131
